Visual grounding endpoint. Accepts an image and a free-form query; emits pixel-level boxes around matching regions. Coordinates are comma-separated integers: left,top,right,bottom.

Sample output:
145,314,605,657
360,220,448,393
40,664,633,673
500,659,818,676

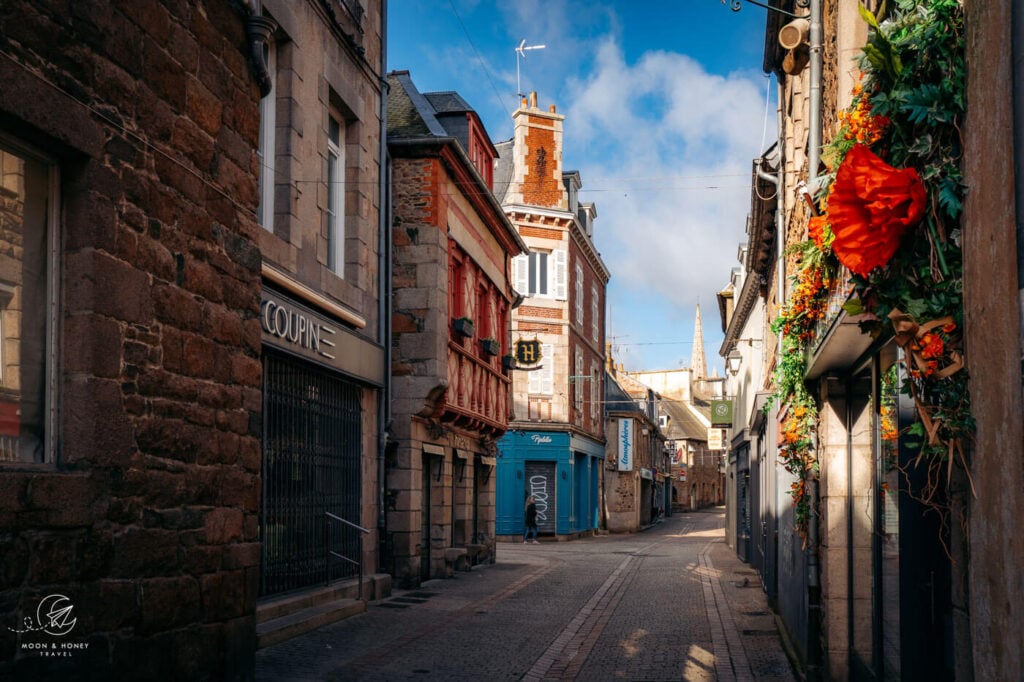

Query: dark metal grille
261,350,362,597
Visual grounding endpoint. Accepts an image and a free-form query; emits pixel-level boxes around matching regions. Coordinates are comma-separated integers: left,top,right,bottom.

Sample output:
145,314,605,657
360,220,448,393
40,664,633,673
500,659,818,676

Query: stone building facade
385,71,525,585
603,371,667,533
252,0,388,625
0,1,264,678
494,94,610,541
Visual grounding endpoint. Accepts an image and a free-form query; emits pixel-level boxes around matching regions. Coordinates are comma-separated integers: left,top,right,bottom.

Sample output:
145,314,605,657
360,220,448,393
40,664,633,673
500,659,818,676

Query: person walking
524,495,539,543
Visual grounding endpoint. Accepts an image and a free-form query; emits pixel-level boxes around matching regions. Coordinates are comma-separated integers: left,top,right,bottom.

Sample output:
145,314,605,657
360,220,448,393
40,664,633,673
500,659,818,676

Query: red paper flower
826,144,927,276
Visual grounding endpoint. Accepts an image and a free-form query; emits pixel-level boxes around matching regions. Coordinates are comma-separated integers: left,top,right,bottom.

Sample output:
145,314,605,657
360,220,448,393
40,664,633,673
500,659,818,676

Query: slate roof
492,138,514,203
423,91,472,114
661,399,707,442
386,71,446,138
604,373,646,417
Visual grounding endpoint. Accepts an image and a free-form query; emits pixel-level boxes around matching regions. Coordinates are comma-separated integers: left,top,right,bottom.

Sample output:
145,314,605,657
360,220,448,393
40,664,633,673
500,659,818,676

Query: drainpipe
242,1,274,98
377,0,392,574
806,2,824,679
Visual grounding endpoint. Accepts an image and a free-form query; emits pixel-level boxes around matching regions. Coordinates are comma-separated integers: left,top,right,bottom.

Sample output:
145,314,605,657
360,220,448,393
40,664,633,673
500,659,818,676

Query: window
574,350,583,410
0,139,57,464
512,249,567,299
591,364,599,423
326,113,345,275
575,263,584,326
527,343,554,395
591,285,599,341
258,39,276,232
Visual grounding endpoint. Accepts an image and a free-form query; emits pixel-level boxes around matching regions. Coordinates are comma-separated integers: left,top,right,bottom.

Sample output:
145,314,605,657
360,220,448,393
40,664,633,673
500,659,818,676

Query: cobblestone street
256,509,795,681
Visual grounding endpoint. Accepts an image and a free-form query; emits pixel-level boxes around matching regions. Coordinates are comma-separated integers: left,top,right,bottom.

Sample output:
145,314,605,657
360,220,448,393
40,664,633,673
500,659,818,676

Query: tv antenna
515,39,546,99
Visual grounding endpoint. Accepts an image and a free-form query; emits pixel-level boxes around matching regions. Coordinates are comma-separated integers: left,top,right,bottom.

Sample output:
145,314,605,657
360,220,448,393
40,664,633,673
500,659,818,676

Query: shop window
258,37,277,232
326,112,346,275
0,140,57,464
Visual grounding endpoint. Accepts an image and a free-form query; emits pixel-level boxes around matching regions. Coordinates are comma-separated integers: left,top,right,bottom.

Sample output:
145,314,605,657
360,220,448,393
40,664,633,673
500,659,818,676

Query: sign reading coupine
618,418,634,471
710,399,734,427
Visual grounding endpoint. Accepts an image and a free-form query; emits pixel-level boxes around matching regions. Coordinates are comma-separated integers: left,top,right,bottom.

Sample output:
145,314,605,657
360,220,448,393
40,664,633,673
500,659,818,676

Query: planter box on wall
453,317,474,338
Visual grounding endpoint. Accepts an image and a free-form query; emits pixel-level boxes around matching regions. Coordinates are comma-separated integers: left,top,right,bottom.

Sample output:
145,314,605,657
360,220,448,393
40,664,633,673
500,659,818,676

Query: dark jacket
525,502,538,527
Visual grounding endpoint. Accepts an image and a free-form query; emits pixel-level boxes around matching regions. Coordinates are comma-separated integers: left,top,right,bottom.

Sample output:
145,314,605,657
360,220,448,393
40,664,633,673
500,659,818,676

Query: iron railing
325,511,370,598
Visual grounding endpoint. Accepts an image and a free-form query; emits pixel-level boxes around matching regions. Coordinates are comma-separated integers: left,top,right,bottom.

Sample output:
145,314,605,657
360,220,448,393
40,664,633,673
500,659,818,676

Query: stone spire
690,304,707,382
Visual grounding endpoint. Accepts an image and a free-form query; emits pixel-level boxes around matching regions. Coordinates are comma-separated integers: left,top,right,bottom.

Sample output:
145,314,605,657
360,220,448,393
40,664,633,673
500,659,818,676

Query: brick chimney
505,91,567,209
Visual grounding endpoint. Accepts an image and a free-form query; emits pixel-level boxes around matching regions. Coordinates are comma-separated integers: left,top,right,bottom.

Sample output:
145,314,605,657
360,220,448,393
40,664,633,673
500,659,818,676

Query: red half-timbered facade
386,72,526,585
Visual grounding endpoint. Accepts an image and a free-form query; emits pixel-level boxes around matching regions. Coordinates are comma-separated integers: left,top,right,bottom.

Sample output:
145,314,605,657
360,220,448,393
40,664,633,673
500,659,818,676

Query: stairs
256,574,391,649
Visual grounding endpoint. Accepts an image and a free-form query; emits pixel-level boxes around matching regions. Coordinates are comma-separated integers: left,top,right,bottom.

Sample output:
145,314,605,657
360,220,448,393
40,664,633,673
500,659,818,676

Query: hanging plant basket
502,354,517,370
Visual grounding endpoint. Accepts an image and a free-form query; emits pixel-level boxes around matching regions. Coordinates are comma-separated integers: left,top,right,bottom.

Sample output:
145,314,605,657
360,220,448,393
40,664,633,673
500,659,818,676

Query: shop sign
261,294,336,360
618,418,633,471
711,399,734,427
707,428,724,451
515,339,542,365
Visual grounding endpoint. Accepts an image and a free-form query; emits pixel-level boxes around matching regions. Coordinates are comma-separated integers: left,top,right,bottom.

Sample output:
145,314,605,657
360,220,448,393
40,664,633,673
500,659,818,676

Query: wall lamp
721,0,809,19
726,350,743,377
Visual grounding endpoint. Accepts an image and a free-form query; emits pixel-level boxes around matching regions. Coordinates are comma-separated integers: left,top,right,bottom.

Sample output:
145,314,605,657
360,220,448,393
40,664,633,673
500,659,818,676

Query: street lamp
726,349,743,377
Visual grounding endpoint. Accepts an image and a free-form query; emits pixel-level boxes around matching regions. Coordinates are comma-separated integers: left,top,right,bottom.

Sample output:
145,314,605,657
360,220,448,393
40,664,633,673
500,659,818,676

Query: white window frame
257,39,276,232
575,262,584,326
590,363,599,422
574,349,583,410
327,113,345,276
0,136,59,464
591,285,599,341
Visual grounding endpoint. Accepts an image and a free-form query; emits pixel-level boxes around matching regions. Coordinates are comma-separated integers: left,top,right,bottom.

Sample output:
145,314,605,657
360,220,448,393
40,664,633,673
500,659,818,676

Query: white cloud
563,38,769,306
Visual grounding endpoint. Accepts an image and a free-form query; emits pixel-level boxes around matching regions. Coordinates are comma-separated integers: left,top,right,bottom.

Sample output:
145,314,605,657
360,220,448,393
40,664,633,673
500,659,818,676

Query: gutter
377,0,391,569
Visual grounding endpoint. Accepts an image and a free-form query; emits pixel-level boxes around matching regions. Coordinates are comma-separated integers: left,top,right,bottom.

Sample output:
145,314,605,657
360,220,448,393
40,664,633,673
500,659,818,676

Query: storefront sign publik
618,418,634,471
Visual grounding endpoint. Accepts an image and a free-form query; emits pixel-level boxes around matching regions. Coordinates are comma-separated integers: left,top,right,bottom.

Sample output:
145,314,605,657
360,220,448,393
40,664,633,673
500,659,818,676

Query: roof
423,91,472,114
492,138,514,203
661,399,707,442
604,373,647,417
386,71,447,138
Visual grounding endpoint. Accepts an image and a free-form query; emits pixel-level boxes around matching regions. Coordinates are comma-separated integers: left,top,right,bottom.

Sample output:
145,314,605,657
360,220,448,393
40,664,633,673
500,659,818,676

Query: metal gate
524,461,556,534
260,350,362,597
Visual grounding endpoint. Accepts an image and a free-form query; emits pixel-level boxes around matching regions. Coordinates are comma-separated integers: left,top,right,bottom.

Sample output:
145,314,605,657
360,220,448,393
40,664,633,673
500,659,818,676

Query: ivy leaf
907,134,933,156
937,177,963,218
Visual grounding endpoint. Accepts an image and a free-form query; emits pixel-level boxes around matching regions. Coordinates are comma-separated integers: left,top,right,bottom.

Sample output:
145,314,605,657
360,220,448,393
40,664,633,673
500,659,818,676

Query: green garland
771,0,971,537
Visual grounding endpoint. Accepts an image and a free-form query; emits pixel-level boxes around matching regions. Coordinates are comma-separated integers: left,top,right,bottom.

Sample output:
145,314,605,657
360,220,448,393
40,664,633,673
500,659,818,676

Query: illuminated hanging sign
708,428,724,451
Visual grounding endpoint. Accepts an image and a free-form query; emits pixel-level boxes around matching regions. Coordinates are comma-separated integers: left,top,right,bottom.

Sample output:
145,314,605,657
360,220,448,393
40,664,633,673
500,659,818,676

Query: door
524,461,556,534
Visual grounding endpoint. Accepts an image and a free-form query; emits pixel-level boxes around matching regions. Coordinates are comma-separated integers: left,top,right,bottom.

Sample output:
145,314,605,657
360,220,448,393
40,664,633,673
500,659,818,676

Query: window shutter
592,286,599,341
513,254,529,295
540,344,554,395
528,358,541,393
553,250,567,300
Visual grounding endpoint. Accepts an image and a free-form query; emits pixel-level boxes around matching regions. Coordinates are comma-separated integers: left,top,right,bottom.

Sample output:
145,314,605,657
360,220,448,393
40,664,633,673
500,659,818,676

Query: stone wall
0,1,263,678
963,0,1024,679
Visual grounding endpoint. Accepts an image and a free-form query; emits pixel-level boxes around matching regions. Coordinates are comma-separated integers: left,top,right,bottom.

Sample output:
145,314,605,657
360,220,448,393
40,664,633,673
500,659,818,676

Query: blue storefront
496,430,604,538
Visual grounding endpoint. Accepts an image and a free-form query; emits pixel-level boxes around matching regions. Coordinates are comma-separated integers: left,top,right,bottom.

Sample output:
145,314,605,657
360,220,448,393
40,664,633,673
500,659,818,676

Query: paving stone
255,510,795,681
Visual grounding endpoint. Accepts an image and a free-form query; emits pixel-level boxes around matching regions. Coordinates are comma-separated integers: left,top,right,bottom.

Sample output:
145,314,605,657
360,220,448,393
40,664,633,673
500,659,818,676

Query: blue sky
387,0,776,374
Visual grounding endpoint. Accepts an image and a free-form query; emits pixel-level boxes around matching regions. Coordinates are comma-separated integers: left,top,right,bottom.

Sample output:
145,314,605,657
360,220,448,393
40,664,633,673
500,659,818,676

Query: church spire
690,304,707,382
